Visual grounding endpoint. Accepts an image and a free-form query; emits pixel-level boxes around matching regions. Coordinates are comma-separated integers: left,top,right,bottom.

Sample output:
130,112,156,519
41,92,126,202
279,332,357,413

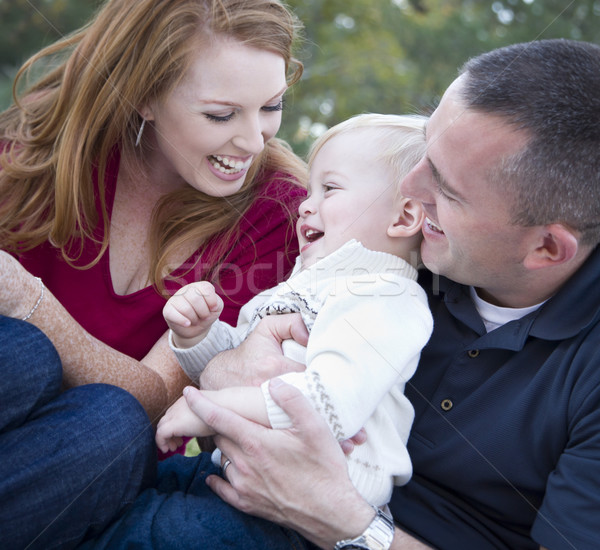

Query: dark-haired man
198,39,600,550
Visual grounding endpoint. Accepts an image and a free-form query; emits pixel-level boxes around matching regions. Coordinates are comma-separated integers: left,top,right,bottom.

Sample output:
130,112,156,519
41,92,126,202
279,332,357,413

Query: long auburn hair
0,0,306,293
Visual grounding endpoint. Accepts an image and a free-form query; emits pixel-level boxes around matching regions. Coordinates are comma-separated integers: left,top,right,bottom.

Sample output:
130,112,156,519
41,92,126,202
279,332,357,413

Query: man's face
401,76,536,306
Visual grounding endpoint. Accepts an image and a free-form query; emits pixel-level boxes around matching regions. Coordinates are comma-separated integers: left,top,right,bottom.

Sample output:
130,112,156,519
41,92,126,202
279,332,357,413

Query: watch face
336,541,369,550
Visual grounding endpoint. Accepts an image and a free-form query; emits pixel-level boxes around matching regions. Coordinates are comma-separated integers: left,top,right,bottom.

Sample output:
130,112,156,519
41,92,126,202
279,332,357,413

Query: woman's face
143,37,287,196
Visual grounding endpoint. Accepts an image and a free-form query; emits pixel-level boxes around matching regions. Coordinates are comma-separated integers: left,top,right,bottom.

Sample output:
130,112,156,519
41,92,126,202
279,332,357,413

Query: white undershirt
469,287,546,333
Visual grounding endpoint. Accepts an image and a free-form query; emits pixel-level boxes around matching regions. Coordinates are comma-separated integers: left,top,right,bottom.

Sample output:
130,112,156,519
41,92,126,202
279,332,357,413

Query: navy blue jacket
390,245,600,550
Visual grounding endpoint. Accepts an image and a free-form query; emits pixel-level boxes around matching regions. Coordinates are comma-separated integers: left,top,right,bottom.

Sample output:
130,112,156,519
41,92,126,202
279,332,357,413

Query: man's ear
523,223,579,270
387,197,425,238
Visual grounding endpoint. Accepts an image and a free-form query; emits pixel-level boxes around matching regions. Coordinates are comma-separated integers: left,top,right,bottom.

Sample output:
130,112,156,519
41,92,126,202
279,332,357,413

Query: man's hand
183,379,374,549
341,428,367,455
200,313,309,390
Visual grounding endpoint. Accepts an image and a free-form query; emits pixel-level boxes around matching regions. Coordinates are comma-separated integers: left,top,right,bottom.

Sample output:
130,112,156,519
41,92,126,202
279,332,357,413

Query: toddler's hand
155,394,215,453
163,281,224,347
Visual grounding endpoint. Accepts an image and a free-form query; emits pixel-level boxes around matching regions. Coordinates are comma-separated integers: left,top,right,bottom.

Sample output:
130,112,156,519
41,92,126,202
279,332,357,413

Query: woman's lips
206,155,253,181
208,155,252,174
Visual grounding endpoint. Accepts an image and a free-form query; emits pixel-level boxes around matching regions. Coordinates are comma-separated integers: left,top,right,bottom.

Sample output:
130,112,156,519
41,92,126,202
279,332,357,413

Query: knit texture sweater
172,240,433,506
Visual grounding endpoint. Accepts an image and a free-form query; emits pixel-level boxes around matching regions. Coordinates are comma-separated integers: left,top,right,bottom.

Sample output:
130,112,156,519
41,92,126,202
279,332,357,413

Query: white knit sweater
171,240,433,506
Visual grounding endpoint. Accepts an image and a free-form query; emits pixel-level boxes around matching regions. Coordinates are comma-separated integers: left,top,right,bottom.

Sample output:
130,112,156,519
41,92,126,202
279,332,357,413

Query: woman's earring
135,118,146,147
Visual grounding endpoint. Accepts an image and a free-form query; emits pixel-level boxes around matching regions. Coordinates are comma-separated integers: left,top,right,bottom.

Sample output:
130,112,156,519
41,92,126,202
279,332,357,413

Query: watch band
333,506,395,550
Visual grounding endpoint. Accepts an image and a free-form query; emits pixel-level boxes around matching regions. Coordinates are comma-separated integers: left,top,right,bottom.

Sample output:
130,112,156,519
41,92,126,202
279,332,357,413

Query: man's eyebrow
424,118,468,202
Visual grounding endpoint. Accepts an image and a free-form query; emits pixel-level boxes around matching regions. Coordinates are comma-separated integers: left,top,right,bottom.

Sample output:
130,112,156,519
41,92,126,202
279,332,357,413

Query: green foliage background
2,0,599,156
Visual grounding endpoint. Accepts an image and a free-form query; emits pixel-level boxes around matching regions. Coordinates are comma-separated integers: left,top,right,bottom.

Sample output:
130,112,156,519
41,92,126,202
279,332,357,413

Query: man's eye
204,112,235,123
436,182,456,202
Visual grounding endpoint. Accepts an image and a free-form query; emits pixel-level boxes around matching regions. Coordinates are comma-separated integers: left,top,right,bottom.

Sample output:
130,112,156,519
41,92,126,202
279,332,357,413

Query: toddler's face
297,130,407,268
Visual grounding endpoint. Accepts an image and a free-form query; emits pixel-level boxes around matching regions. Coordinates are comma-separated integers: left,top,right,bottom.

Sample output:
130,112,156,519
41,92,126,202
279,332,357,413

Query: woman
0,0,307,548
0,0,307,420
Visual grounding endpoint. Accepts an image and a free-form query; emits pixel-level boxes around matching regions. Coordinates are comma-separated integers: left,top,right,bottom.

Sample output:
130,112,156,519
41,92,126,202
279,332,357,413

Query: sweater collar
288,239,418,284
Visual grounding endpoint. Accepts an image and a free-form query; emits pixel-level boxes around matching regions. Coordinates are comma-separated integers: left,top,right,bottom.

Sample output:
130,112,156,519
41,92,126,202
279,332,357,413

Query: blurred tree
1,0,599,157
0,0,95,66
0,0,97,107
283,0,600,154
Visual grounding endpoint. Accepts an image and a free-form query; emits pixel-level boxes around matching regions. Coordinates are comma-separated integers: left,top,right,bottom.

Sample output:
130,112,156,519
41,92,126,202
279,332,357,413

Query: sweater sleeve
261,275,433,439
169,321,239,382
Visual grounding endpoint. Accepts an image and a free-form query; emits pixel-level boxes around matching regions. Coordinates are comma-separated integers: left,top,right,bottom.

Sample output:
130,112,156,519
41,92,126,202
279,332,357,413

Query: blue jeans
82,453,312,549
0,316,157,550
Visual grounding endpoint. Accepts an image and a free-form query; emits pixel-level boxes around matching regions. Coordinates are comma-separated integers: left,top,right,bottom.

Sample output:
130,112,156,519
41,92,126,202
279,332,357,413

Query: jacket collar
426,245,600,346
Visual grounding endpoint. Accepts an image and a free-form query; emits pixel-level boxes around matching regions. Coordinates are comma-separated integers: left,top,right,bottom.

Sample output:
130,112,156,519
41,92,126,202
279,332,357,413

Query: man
88,39,600,549
195,39,600,549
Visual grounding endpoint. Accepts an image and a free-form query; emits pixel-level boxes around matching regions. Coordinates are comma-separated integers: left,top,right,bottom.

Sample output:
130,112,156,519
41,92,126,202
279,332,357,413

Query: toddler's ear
387,198,425,238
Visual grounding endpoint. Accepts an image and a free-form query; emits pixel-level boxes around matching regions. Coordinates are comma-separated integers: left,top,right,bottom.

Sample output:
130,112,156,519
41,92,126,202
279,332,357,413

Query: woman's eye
262,100,284,113
204,112,235,123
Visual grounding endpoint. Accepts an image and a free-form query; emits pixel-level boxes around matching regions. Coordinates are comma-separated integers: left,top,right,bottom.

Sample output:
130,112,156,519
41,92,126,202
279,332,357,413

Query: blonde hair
0,0,306,293
307,113,427,196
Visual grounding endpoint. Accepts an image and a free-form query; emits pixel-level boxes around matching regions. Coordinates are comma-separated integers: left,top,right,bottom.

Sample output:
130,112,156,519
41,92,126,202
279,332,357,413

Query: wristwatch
333,506,395,550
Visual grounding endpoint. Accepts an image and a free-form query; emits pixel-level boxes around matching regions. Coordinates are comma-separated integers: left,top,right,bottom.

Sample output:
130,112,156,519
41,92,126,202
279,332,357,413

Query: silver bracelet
22,276,44,321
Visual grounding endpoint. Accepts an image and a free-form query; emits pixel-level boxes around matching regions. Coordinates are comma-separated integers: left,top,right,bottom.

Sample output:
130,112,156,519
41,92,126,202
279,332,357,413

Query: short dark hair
460,39,600,246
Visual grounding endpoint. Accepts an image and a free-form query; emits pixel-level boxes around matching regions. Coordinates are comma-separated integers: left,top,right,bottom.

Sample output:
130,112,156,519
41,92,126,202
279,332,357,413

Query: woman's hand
0,251,170,421
0,251,42,319
183,379,374,549
199,313,309,390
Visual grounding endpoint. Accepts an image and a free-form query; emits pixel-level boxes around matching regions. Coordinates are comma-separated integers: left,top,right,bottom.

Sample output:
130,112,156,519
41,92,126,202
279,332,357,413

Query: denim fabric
0,316,157,550
82,453,311,550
